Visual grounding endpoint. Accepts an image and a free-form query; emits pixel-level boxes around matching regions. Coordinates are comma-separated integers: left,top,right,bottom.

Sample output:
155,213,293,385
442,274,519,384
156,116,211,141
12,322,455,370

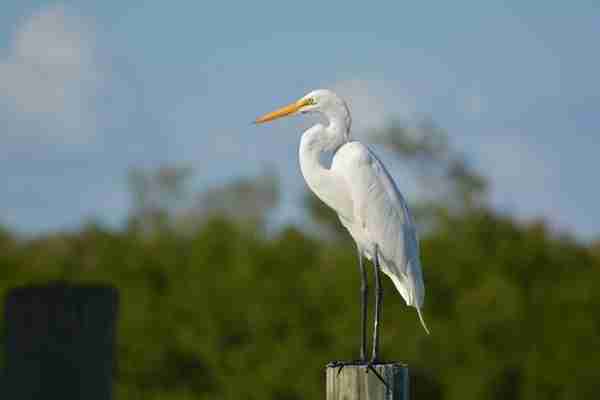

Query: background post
3,283,118,400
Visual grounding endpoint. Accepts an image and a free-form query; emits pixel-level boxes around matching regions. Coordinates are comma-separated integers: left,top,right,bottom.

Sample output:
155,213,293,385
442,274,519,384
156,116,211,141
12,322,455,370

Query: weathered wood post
3,283,118,400
326,363,409,400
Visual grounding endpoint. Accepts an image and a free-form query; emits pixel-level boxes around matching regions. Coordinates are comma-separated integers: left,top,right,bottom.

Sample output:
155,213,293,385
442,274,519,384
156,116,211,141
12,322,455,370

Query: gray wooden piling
326,363,409,400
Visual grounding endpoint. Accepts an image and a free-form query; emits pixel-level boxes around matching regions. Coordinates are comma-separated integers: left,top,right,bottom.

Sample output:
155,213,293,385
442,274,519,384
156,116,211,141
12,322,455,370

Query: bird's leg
336,247,368,378
358,246,368,362
363,244,389,389
371,244,383,362
333,244,387,389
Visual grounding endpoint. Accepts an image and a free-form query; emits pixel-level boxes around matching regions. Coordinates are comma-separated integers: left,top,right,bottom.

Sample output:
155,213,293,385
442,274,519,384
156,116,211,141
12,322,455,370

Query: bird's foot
327,360,365,377
328,360,389,389
365,359,389,390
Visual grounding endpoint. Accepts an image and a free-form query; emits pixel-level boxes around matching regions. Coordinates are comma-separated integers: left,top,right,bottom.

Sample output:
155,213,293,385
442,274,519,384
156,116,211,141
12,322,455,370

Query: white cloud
477,133,552,199
0,5,101,144
331,79,417,136
464,93,485,115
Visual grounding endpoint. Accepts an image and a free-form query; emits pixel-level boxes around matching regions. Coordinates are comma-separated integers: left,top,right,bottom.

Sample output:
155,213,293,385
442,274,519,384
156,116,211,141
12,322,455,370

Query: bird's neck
299,115,350,214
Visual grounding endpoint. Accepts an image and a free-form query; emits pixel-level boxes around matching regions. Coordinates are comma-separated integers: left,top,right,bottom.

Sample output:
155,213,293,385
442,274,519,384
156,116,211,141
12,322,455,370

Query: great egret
255,89,429,370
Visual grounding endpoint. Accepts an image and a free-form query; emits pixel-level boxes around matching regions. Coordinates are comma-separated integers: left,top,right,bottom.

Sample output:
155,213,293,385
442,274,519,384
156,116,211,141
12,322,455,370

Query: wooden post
326,363,409,400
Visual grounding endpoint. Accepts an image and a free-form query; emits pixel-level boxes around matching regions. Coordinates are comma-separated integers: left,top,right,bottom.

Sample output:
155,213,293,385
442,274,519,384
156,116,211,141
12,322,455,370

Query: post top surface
326,361,408,369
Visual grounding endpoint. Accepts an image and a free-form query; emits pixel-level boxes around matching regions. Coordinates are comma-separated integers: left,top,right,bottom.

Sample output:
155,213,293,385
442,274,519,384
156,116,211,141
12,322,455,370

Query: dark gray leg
357,246,368,361
336,244,388,389
371,244,382,362
335,247,368,375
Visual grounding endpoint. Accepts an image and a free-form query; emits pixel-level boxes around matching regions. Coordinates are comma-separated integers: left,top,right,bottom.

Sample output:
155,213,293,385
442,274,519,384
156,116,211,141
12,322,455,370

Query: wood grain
326,363,409,400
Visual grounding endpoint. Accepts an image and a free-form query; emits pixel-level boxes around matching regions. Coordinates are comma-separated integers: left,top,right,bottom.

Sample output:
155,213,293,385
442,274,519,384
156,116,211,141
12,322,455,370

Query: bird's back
332,141,425,309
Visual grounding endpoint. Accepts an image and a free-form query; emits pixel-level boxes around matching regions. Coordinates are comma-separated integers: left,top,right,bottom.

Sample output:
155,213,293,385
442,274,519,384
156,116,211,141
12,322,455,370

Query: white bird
255,89,429,367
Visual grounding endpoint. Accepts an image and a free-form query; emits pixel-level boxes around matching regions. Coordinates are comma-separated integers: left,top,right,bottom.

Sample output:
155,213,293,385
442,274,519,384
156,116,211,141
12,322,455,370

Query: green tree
1,209,599,399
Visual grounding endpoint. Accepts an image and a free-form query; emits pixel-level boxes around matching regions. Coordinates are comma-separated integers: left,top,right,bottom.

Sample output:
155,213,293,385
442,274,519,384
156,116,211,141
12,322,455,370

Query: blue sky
1,1,599,239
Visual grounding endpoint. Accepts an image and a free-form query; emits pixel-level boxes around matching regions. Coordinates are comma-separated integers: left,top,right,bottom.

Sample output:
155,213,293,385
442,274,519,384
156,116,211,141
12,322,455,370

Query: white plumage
333,141,429,333
255,89,429,341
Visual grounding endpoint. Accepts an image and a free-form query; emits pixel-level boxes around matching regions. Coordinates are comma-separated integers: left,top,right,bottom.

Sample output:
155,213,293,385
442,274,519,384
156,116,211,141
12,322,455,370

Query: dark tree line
1,120,598,399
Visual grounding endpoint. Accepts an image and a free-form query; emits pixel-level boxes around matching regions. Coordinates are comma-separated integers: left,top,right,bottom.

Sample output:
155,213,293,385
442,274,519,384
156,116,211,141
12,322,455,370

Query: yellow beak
254,98,310,124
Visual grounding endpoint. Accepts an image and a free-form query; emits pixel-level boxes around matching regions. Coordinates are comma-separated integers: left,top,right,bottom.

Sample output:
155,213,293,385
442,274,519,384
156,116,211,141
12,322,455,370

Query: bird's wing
333,142,425,310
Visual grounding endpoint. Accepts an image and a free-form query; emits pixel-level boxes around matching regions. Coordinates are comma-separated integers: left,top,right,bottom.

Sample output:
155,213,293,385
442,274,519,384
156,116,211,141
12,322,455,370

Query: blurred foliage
127,166,279,236
1,207,599,399
128,165,195,234
186,169,279,230
370,118,487,210
2,121,599,399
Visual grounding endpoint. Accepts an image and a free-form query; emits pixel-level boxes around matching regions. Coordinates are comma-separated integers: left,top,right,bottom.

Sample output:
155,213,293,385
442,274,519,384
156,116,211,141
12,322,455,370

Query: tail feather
380,260,429,334
416,306,430,335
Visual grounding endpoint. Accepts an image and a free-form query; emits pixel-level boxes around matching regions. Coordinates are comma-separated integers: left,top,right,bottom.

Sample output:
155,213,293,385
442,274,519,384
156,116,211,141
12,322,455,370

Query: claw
365,362,389,390
332,360,388,390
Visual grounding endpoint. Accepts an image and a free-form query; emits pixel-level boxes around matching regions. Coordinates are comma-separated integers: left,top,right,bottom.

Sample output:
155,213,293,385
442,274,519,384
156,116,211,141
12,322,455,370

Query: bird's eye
307,98,316,105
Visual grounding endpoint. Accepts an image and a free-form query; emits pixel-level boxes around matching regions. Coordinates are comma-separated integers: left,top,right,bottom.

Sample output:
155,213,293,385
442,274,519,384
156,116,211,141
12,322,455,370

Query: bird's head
255,89,350,128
